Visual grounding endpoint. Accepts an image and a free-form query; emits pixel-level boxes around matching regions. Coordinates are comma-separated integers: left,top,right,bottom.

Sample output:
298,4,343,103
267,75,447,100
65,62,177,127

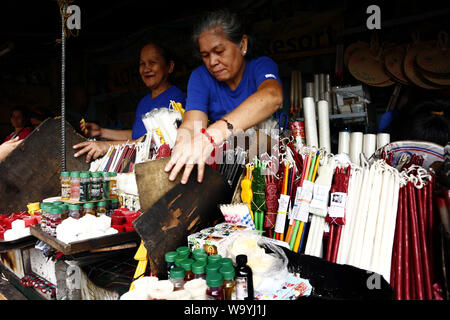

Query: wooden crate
0,117,90,213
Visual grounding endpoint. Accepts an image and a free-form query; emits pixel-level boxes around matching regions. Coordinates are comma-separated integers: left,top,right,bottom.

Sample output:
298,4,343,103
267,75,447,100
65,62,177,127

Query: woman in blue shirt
165,10,283,184
73,42,186,162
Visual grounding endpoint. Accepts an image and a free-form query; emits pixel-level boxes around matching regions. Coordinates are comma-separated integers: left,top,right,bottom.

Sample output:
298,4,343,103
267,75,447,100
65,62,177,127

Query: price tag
328,192,347,218
310,184,331,213
295,180,314,222
274,194,291,234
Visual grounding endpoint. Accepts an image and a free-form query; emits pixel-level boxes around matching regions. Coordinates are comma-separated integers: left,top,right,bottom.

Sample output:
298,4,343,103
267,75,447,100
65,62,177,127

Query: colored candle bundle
219,203,256,230
390,167,435,300
251,159,267,232
274,162,291,241
264,173,279,239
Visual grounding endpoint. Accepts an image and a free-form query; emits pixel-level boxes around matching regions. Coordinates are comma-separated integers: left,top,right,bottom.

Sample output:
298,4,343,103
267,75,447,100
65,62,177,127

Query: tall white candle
363,134,377,159
350,132,363,165
303,97,319,148
318,100,331,153
338,131,350,154
376,133,390,149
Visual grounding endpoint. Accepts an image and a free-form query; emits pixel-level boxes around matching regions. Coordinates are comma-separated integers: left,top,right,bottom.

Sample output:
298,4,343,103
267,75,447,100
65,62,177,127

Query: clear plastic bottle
60,171,71,201
180,258,195,282
192,261,207,280
79,172,91,202
165,251,178,279
109,172,118,200
96,201,107,216
169,267,185,291
235,254,254,300
206,272,224,300
70,171,81,201
83,202,96,216
220,266,236,300
90,172,102,201
68,204,81,219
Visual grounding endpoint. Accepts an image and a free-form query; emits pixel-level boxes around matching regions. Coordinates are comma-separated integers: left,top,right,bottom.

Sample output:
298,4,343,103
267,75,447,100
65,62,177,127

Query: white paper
274,194,291,234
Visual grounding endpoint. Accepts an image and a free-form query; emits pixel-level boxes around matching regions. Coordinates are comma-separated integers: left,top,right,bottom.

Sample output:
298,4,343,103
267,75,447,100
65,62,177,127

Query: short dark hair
10,106,29,119
140,41,176,66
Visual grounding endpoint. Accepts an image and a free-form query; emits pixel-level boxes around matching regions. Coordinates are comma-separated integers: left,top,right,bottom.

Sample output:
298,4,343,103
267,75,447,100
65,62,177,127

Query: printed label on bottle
235,277,248,300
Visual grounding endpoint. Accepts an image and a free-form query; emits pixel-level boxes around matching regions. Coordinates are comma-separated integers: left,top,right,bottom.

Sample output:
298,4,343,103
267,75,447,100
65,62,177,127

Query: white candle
306,82,314,98
314,74,320,102
302,97,319,148
363,134,377,159
317,100,331,153
338,131,350,154
376,133,390,150
350,132,363,165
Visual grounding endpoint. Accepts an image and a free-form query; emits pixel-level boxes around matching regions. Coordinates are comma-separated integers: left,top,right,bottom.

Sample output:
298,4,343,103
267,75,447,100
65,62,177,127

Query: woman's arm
80,121,132,141
165,79,283,184
73,139,136,163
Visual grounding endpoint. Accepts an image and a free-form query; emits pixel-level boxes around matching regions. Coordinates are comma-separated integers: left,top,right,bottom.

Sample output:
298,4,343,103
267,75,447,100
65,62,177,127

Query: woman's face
139,44,173,91
10,110,26,129
198,28,247,86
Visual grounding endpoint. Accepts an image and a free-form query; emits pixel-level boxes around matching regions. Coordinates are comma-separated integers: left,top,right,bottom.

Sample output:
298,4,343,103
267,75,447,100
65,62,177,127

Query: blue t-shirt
132,85,186,140
185,56,281,122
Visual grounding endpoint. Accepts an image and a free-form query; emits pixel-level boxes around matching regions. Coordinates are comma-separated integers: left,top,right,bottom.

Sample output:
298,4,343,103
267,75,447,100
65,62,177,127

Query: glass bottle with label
206,272,224,300
96,201,107,216
102,171,110,199
220,266,236,300
79,172,91,202
83,202,96,216
68,204,81,219
180,258,195,282
235,254,254,300
169,267,185,291
90,172,102,201
192,261,206,280
60,171,71,201
109,172,118,199
165,251,178,279
70,171,81,201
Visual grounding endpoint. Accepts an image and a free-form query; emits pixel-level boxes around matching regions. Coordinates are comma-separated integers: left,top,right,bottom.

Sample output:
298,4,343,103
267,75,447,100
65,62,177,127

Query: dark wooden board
0,235,36,253
133,164,232,276
29,225,140,255
0,117,90,213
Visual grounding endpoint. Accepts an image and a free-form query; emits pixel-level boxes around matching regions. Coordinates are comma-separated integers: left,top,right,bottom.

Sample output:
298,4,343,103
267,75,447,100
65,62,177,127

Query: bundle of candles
390,165,437,300
141,106,182,150
338,131,391,165
304,73,332,113
90,141,139,173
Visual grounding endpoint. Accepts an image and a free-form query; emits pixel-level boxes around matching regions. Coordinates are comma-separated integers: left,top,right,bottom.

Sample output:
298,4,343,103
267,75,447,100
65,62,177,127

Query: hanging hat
384,44,410,85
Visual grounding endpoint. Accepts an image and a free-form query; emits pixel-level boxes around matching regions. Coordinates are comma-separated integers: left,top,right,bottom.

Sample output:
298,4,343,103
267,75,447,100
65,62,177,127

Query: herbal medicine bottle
165,251,178,279
40,203,49,232
68,204,81,219
96,201,107,216
50,206,63,237
192,261,206,280
79,172,91,202
60,204,69,221
60,171,71,201
180,258,195,282
169,267,185,291
220,266,236,300
102,171,110,199
90,172,102,201
83,202,96,216
109,172,118,199
70,171,81,201
235,254,254,300
206,272,224,300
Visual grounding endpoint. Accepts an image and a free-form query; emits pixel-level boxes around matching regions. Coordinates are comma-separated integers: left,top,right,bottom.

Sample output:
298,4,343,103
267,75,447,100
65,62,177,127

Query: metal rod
61,4,66,172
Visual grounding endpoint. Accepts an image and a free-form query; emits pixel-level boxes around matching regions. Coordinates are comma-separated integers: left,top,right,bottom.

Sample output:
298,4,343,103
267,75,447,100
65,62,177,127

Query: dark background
0,0,449,140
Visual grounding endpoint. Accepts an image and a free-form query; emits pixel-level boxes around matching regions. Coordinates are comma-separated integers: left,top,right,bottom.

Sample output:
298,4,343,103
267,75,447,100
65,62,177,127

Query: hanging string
57,0,80,41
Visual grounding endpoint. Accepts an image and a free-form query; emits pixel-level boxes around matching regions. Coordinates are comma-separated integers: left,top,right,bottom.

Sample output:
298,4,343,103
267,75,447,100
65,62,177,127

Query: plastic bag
224,230,289,296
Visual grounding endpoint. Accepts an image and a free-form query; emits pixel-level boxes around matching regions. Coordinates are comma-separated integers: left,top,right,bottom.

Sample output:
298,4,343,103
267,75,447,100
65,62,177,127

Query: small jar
192,261,207,280
165,251,178,279
175,256,187,268
68,204,81,219
83,202,96,216
90,172,102,201
79,172,91,202
192,248,206,259
194,251,208,263
50,206,63,237
102,171,110,199
44,204,55,234
96,201,107,216
109,172,118,199
70,171,81,201
206,272,224,300
220,266,236,300
109,198,119,216
180,258,195,282
40,203,48,232
60,204,69,221
169,267,185,291
60,171,71,201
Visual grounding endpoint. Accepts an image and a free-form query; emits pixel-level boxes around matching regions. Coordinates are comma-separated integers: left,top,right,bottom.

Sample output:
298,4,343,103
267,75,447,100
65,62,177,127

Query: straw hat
348,37,392,86
403,40,443,89
344,41,369,68
384,44,410,85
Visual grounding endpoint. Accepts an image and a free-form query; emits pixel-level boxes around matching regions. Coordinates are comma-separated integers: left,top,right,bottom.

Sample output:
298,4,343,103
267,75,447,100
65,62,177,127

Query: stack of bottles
60,171,118,202
40,199,120,237
164,246,254,300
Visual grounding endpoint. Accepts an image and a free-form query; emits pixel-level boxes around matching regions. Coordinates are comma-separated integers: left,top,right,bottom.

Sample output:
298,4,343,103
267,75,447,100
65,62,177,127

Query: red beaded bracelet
201,128,217,148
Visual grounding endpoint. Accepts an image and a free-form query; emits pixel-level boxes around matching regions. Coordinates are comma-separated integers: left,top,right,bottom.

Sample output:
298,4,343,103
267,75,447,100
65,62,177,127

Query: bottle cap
59,204,69,211
206,272,223,288
219,257,233,268
175,256,187,267
97,201,107,207
68,204,81,210
236,254,248,266
208,254,222,264
192,261,206,274
206,262,221,274
176,246,190,257
111,198,119,203
192,248,206,257
80,172,91,178
180,258,195,271
83,202,95,209
70,171,80,177
219,266,235,279
170,267,185,279
195,255,207,263
61,171,70,177
109,172,117,177
91,172,102,178
50,206,62,214
165,251,178,263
